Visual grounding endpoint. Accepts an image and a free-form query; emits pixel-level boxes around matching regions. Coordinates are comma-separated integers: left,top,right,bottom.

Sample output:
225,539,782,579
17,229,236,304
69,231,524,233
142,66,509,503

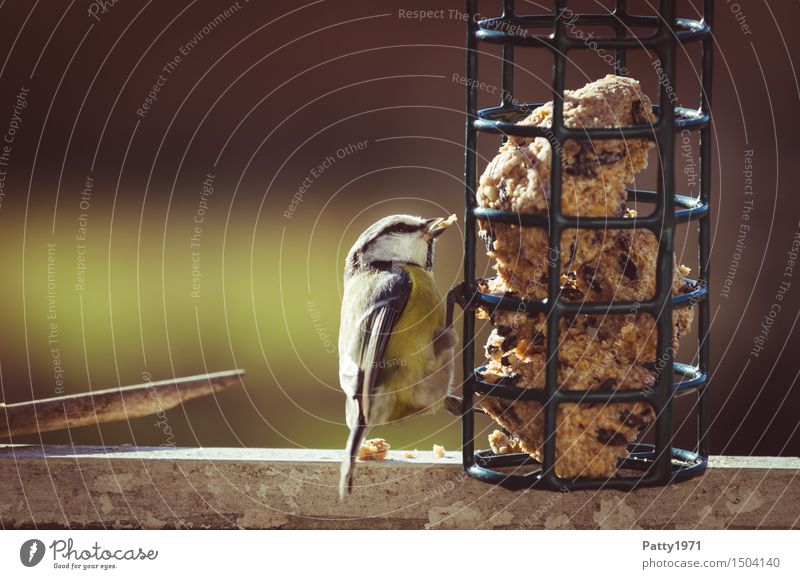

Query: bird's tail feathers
339,418,366,500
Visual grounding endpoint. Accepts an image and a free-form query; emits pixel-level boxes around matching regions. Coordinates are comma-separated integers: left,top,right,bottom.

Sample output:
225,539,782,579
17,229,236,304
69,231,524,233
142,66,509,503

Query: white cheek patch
363,234,428,267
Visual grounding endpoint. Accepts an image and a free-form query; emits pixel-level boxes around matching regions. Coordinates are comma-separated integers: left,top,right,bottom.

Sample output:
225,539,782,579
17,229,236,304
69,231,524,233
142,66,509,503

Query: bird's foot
443,394,487,417
446,281,482,327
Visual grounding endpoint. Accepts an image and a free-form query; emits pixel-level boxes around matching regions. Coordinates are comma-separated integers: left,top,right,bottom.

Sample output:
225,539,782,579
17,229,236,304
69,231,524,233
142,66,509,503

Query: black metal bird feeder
450,0,714,491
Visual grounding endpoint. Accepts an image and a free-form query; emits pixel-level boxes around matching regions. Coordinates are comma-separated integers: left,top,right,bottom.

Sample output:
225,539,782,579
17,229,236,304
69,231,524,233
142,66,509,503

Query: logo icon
20,539,45,567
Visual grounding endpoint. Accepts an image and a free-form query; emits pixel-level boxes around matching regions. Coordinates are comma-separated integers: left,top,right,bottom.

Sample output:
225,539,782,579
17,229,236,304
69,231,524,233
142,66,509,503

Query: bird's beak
423,214,457,239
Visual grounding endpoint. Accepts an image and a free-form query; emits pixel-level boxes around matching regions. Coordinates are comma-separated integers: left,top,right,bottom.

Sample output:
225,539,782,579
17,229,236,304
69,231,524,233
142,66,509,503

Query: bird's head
345,213,457,276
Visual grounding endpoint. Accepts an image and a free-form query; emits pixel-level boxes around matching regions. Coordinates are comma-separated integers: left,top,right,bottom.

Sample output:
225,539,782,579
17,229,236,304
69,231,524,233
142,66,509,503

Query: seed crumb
358,438,390,461
488,430,525,455
433,444,446,458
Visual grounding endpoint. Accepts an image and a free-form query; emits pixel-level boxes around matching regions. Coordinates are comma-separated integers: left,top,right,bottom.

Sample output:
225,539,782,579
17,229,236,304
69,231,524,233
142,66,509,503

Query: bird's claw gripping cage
447,0,714,491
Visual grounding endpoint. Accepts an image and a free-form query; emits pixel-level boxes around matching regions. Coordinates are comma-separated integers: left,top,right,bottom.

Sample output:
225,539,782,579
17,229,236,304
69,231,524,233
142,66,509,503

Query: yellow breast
379,264,445,419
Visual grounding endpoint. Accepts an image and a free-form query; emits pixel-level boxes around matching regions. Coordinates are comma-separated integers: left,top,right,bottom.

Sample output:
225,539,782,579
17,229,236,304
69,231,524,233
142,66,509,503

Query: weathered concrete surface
1,445,798,529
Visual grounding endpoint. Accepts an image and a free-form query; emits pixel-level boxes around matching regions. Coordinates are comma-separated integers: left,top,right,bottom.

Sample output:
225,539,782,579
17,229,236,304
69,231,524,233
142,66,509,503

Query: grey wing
338,267,412,424
338,267,411,497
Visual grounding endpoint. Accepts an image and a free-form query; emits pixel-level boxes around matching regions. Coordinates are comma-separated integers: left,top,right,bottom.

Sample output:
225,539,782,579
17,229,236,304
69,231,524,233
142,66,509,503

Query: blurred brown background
0,0,797,457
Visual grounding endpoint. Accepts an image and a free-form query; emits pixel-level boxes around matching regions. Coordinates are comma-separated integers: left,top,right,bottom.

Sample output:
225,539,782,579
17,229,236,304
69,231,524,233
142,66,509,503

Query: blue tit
338,213,458,497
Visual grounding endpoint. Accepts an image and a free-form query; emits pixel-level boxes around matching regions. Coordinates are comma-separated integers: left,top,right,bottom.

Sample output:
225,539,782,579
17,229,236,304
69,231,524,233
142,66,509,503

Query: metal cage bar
454,0,713,490
461,0,480,473
697,0,715,458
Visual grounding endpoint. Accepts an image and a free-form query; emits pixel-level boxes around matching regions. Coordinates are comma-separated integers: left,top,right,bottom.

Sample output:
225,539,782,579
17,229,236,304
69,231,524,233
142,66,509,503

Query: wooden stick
0,370,245,438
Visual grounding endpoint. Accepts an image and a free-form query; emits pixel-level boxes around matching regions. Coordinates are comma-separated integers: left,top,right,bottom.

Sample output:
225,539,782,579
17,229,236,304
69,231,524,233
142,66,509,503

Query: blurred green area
0,174,488,453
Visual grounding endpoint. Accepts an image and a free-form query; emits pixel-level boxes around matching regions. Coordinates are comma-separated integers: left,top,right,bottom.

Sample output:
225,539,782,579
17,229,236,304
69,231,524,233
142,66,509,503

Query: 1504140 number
735,557,781,568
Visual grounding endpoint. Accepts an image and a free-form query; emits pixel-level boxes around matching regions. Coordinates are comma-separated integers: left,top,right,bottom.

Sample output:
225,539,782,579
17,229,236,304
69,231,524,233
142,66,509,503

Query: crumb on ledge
488,430,525,455
358,438,390,461
433,444,446,458
402,451,416,459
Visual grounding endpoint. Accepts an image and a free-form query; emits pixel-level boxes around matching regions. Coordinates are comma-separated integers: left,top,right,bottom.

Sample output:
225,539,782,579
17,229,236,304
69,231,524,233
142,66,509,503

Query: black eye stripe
349,220,425,273
380,222,423,236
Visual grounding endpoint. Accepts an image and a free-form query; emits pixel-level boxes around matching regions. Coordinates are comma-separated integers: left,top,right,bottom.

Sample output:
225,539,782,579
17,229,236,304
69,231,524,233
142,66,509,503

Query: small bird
338,214,458,497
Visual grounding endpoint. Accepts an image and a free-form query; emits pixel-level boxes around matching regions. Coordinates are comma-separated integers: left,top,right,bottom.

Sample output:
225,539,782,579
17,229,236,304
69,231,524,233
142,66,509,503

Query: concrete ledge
1,445,798,529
